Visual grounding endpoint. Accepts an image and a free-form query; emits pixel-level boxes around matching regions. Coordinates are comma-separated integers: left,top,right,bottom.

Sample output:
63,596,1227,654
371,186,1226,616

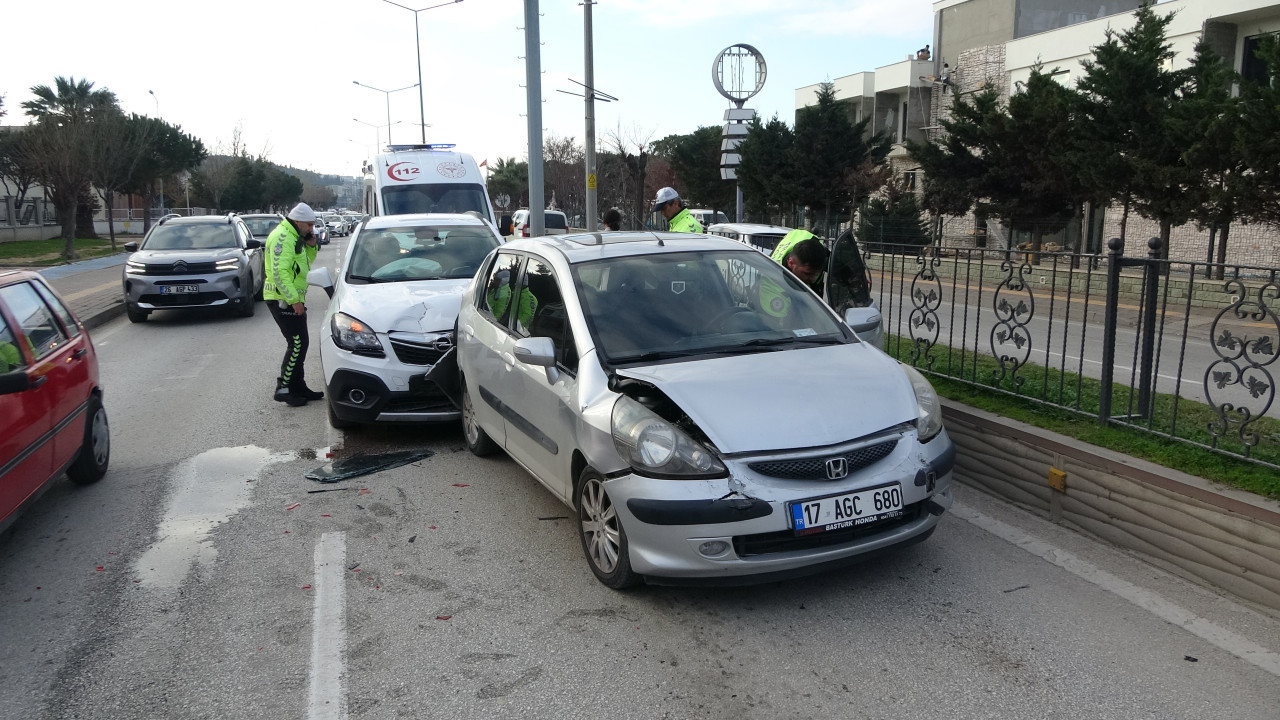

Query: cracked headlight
331,312,384,355
611,396,727,479
902,364,943,442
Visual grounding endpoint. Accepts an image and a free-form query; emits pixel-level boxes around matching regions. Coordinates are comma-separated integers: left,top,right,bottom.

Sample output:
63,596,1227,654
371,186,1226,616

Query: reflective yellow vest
264,221,318,305
667,208,703,234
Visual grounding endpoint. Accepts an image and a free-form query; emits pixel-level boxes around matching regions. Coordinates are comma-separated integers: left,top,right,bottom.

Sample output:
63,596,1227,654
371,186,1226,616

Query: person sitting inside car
486,268,536,327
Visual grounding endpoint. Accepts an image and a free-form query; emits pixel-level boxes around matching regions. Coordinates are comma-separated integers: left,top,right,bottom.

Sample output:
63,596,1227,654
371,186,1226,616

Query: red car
0,270,110,533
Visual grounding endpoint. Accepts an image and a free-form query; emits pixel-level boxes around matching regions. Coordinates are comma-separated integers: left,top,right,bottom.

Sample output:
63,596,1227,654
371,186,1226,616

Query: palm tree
20,77,120,259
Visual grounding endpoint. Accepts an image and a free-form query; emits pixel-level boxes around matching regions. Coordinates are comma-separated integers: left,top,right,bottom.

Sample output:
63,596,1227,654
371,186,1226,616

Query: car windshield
348,224,499,282
381,183,489,217
573,250,851,365
143,224,238,250
242,218,281,237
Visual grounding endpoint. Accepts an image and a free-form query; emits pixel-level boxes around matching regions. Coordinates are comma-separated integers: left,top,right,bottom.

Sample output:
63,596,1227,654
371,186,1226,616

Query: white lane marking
309,532,348,720
952,503,1280,677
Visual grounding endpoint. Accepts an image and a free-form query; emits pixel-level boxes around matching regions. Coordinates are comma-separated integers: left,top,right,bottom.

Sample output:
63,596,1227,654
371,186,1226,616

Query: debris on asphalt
1185,655,1199,662
538,516,568,521
286,502,301,511
302,584,312,590
307,487,356,494
358,488,371,496
408,535,417,543
321,514,332,518
436,615,452,621
95,566,104,572
305,450,436,483
452,483,470,488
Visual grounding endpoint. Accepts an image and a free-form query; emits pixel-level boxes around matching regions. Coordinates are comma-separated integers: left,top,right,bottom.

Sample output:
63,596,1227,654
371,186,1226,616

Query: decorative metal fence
865,237,1280,469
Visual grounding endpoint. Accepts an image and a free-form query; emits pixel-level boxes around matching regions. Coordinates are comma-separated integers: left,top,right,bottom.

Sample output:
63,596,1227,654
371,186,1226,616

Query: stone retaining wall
942,399,1280,615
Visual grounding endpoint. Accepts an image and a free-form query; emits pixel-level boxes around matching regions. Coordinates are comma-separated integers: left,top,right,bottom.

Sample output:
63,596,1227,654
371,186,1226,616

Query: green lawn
0,237,132,265
885,335,1280,500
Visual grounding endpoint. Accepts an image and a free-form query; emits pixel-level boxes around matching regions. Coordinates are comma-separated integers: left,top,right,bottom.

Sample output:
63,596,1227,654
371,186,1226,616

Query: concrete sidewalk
37,254,129,330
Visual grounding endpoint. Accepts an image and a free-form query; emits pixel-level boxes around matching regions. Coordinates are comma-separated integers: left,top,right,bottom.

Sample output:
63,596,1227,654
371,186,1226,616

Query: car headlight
611,395,727,479
331,312,384,355
901,365,943,442
125,260,147,275
215,258,241,271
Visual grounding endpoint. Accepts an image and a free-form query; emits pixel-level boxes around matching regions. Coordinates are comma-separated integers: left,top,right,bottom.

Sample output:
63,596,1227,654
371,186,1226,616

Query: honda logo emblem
825,457,848,480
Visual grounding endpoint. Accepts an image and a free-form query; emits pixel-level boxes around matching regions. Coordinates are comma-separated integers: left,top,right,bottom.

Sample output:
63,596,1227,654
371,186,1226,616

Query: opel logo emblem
432,335,453,353
825,457,848,480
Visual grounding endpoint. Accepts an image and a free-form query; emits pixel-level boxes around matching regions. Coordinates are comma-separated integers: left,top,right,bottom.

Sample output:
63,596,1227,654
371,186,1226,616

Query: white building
796,0,1280,266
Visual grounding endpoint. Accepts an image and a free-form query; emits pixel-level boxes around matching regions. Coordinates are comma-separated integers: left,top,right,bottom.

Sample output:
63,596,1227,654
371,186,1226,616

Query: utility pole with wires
523,0,545,237
557,6,617,232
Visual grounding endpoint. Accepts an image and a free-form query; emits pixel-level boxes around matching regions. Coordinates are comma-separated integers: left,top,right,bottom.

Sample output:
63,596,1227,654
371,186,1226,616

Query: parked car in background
324,214,350,237
240,213,285,240
0,270,110,533
456,231,953,588
314,220,330,245
121,214,264,323
706,222,793,255
306,213,502,429
511,209,569,238
689,209,730,228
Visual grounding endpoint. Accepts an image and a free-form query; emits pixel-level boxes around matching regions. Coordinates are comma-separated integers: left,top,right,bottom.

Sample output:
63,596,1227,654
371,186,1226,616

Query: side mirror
245,238,264,250
306,266,335,298
843,305,884,349
123,242,139,253
0,370,36,396
513,336,560,383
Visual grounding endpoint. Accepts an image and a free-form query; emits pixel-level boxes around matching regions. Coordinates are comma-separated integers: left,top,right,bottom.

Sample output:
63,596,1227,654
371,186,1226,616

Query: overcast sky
3,0,935,178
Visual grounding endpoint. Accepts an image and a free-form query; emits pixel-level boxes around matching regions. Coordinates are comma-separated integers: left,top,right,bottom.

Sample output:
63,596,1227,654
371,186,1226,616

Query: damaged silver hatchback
456,232,954,588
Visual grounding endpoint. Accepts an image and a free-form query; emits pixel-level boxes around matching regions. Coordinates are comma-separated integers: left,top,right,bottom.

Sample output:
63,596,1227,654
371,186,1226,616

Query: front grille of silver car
389,338,447,366
143,261,218,275
747,439,898,480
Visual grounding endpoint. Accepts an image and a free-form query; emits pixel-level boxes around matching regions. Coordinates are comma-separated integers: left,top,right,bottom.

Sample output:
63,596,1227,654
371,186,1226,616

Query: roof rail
386,143,455,152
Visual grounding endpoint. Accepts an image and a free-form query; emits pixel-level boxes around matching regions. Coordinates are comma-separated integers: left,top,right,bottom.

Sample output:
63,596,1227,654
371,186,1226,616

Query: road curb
942,399,1280,615
81,300,126,332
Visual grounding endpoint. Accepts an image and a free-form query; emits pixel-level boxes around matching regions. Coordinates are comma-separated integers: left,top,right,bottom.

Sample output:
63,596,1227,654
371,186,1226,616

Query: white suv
511,209,569,237
307,213,501,428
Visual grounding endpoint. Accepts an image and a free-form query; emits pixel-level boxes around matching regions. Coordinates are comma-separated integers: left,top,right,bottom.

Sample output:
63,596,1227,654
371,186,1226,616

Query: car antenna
652,233,664,247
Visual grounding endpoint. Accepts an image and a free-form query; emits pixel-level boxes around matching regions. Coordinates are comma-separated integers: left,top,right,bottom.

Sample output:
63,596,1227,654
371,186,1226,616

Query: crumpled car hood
336,278,470,334
615,344,917,454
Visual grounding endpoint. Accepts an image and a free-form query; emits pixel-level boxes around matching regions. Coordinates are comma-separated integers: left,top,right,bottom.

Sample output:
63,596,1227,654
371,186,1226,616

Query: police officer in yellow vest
759,229,830,319
653,187,703,233
264,203,322,407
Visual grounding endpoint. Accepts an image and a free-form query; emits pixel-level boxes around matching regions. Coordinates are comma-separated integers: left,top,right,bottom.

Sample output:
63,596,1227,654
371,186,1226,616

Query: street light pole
148,90,164,217
353,81,418,146
354,118,403,151
381,0,465,144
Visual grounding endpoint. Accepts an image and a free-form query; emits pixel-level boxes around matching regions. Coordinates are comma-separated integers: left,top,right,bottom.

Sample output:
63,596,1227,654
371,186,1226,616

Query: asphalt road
2,241,1280,719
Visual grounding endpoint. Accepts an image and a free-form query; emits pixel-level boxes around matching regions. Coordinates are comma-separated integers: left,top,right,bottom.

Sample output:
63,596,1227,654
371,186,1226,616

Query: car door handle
72,348,88,359
30,375,47,388
501,352,515,367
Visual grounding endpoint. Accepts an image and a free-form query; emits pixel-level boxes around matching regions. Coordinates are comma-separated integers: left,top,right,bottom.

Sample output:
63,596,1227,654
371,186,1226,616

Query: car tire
126,302,148,323
67,394,110,485
576,467,640,589
327,399,358,430
460,377,498,457
236,293,255,318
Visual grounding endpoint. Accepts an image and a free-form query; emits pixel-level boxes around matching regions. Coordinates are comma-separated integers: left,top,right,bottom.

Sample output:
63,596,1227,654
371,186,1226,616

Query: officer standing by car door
653,187,703,233
264,203,323,407
759,228,830,320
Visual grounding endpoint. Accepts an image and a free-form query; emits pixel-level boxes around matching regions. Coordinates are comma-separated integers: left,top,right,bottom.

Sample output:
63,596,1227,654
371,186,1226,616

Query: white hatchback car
307,213,501,428
457,231,954,588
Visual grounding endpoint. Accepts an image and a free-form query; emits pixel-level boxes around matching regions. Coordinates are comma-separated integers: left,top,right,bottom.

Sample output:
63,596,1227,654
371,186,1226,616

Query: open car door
825,229,884,348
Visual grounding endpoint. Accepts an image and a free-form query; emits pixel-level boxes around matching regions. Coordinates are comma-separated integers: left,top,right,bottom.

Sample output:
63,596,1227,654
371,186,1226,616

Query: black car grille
389,338,448,366
747,439,898,480
386,381,454,413
733,502,922,557
141,261,219,275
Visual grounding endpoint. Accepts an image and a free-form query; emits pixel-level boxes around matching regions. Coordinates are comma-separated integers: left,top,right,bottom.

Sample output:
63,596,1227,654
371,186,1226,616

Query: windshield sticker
794,328,817,337
671,281,686,294
437,162,466,179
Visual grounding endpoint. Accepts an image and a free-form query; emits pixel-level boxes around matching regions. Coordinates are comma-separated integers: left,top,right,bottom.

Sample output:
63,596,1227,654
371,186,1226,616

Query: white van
361,144,496,225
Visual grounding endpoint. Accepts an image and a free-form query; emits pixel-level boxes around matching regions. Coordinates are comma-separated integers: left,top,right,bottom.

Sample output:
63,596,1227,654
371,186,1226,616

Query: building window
1242,33,1278,86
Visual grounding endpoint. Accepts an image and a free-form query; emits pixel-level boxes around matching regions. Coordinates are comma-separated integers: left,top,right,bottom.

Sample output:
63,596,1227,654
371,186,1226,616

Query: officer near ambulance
653,187,702,233
264,203,323,407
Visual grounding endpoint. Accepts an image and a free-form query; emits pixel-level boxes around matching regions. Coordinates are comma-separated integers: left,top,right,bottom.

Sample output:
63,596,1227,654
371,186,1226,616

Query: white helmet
287,203,317,223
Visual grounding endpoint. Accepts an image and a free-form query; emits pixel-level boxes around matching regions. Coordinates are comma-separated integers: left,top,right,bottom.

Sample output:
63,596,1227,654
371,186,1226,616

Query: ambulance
361,144,496,226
